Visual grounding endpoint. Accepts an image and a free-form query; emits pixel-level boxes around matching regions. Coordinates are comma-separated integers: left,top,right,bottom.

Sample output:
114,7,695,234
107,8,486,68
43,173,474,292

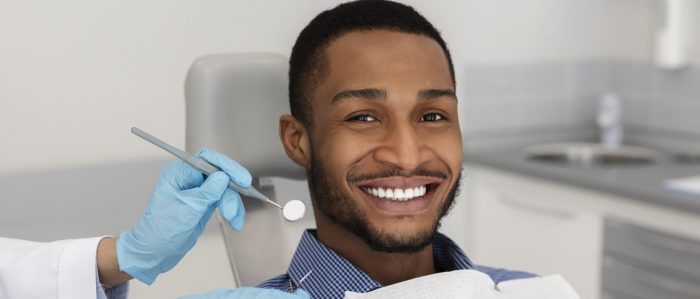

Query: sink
524,143,660,166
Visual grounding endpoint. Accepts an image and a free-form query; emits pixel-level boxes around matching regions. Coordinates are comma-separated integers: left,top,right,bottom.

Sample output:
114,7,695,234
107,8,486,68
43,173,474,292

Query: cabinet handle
605,256,700,296
615,222,700,257
498,195,575,220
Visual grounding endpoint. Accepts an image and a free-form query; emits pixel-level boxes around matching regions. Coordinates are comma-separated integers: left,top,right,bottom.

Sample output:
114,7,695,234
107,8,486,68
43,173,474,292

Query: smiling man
260,1,533,298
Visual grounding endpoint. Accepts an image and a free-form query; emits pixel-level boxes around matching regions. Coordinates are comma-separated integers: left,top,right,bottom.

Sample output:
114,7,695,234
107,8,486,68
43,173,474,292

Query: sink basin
524,143,660,166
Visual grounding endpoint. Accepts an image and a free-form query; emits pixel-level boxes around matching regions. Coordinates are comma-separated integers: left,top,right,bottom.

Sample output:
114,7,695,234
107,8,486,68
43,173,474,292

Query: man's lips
353,176,444,213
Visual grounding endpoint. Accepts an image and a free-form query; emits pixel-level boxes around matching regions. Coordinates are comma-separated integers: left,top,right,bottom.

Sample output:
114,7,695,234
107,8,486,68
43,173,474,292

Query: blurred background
2,1,700,298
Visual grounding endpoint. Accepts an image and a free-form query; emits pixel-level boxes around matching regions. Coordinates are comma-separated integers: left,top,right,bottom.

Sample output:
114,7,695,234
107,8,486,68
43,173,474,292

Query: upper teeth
363,186,427,201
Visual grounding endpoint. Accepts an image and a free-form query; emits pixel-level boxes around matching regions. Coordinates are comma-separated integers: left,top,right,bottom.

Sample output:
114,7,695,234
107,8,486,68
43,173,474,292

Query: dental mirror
282,199,306,222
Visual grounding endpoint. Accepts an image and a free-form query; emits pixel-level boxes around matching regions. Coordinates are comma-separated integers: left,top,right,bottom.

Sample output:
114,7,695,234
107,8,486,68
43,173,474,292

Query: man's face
307,30,463,252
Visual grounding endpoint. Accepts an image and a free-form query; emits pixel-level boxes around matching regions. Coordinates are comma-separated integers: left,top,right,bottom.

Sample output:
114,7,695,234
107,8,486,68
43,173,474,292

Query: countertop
465,147,700,214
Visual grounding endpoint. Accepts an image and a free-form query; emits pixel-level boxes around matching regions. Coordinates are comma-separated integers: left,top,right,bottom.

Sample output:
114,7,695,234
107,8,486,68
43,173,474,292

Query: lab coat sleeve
0,236,128,299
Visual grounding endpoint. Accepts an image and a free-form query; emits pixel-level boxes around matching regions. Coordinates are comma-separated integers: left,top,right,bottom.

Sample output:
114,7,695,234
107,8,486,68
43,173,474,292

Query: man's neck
315,215,436,286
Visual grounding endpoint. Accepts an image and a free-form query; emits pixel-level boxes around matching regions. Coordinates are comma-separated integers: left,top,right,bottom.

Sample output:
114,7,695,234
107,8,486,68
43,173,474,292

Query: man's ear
279,114,311,168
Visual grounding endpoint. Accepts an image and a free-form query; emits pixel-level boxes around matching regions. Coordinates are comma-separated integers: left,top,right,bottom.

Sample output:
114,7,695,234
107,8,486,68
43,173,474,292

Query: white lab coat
0,236,128,299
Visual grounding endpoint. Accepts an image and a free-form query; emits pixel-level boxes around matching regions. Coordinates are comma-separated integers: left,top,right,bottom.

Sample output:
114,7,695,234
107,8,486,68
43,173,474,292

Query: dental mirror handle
131,127,282,209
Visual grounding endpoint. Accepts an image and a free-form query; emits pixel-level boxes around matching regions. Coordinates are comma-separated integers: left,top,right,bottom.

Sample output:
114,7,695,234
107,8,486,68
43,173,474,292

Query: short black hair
289,0,455,129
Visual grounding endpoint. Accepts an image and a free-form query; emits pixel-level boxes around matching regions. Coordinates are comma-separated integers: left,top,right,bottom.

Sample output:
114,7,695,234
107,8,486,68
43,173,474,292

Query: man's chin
360,227,438,253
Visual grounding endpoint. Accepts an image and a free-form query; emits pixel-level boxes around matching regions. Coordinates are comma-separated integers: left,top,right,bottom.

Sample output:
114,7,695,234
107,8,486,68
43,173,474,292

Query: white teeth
363,185,429,201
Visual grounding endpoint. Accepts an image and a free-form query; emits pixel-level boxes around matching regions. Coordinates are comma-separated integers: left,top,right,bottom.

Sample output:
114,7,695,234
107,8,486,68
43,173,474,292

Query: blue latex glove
178,288,311,299
117,148,252,285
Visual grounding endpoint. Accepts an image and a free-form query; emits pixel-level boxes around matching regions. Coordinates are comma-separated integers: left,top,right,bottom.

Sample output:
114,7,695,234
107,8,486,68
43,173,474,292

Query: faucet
597,93,623,148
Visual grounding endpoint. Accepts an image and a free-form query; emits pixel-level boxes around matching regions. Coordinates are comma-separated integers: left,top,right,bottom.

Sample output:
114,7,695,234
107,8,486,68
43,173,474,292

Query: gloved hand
178,288,311,299
116,148,252,285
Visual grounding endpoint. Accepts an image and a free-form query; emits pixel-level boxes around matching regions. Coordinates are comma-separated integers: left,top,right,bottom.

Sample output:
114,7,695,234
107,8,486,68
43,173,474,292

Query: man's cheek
443,139,463,173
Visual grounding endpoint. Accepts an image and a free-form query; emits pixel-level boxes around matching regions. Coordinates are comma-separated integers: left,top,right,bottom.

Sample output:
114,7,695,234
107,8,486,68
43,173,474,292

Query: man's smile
354,176,444,214
363,185,427,201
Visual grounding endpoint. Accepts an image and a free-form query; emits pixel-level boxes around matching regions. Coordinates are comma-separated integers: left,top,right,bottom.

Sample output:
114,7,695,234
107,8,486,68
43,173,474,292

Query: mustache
347,165,449,184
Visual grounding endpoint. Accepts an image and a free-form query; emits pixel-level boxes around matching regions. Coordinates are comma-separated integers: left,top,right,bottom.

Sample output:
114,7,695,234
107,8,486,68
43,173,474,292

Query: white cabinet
465,166,603,299
463,164,700,299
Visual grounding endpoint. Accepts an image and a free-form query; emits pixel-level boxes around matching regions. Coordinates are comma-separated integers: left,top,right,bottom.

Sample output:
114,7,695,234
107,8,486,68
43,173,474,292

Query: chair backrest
184,53,315,287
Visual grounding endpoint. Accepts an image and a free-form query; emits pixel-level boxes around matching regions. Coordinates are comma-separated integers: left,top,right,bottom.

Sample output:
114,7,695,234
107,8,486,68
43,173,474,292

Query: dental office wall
0,0,686,297
0,0,657,175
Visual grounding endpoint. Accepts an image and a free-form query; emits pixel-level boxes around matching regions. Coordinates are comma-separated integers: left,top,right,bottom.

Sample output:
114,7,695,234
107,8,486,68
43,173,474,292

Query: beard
308,152,462,253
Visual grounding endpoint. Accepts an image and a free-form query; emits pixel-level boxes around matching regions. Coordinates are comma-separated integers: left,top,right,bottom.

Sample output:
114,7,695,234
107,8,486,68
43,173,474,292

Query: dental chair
184,53,315,287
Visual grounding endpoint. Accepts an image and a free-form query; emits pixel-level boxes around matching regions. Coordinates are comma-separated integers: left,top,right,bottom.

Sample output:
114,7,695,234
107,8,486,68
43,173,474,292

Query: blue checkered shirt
258,230,535,299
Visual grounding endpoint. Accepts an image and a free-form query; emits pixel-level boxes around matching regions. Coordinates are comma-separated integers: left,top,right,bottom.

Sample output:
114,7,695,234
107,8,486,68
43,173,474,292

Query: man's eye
421,113,446,122
349,114,377,122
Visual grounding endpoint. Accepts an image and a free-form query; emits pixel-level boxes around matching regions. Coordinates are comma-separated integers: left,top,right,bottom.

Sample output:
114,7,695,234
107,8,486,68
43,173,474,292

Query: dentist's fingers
219,188,246,231
161,160,206,190
178,171,230,212
196,148,252,188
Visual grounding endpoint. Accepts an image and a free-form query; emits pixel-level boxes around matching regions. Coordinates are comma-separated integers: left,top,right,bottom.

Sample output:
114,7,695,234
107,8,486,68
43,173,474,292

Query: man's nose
373,122,429,170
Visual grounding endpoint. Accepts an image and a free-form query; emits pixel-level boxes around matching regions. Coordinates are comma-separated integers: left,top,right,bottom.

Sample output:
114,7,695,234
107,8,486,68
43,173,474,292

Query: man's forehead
316,30,453,97
324,29,446,62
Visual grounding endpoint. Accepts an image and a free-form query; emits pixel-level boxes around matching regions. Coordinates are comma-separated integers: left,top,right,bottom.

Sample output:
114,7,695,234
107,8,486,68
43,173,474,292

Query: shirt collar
287,229,474,298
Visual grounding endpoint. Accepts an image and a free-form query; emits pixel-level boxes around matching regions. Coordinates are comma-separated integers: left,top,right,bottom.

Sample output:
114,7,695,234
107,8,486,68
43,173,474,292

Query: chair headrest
185,53,305,179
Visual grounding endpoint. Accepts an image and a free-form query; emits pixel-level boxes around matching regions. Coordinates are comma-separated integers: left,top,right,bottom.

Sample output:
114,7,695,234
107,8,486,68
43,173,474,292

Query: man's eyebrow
418,89,457,101
331,88,387,104
330,88,456,104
